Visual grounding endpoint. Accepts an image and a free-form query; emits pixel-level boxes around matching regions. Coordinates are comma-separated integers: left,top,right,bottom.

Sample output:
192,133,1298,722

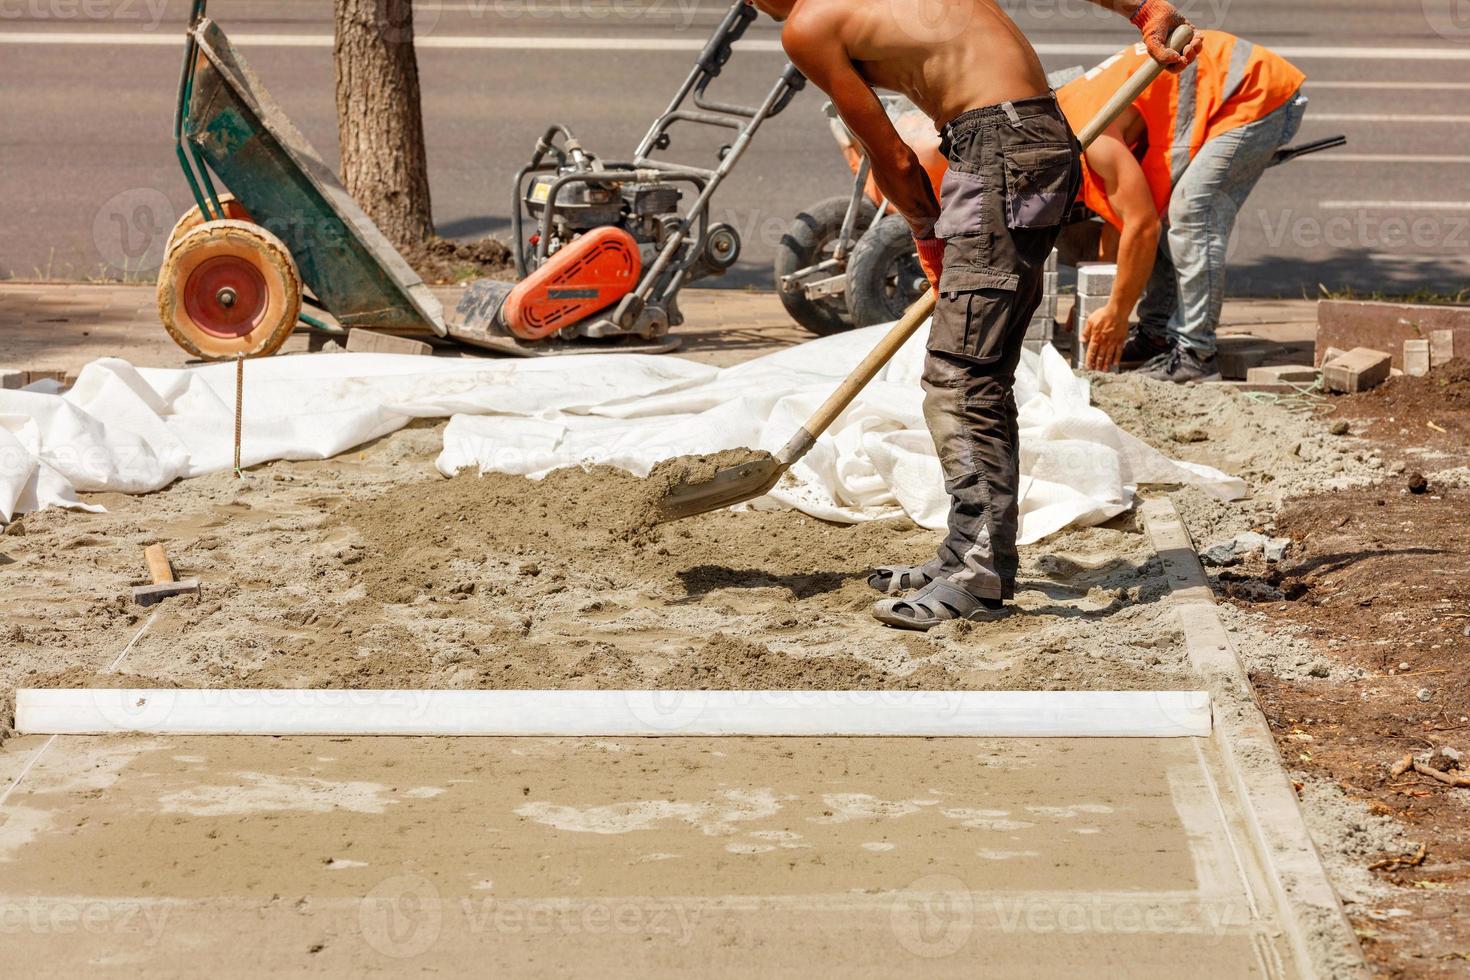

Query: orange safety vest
1056,31,1305,231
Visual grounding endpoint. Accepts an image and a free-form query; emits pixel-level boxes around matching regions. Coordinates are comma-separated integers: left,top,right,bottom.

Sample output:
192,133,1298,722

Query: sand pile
0,370,1368,733
1090,374,1387,546
1,424,1199,738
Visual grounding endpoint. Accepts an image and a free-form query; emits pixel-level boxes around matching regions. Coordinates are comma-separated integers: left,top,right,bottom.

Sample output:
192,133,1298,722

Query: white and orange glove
1130,0,1203,73
914,236,945,292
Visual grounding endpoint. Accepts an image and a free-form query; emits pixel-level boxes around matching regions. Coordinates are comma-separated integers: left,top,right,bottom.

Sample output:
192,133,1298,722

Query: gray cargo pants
923,94,1082,601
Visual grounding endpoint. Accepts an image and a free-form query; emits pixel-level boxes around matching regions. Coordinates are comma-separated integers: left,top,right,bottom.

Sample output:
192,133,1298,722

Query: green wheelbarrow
160,0,445,360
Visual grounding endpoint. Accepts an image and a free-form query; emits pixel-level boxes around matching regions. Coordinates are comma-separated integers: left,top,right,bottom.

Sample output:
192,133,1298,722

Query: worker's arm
782,18,940,241
1079,126,1160,371
1085,0,1203,72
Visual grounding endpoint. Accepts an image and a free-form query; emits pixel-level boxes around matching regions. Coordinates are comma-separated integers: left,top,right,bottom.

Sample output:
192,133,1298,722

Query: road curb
1142,497,1369,980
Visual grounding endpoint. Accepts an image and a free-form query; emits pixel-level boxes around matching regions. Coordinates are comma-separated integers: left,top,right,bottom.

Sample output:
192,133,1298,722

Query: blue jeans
1137,90,1308,355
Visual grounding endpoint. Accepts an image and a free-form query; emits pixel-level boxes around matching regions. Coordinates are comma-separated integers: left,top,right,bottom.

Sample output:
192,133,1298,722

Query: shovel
656,26,1194,523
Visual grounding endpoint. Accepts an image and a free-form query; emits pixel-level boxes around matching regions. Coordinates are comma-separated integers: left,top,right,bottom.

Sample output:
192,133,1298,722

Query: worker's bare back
785,0,1049,126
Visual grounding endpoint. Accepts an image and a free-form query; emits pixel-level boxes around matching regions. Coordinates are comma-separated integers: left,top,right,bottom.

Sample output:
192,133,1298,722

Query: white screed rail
16,689,1211,738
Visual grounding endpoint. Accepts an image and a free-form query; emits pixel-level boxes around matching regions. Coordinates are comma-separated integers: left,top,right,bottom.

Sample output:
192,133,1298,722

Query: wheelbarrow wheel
165,193,254,255
773,195,876,336
846,212,929,328
157,220,302,360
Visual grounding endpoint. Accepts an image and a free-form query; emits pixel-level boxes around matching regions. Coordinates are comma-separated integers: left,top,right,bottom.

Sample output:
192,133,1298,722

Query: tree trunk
333,0,434,249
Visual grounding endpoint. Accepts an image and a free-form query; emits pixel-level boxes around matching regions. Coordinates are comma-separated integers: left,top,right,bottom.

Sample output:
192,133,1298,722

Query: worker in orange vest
1057,31,1307,382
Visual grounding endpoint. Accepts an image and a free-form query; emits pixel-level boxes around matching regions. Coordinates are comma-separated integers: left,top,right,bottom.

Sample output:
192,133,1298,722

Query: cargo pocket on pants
928,259,1020,364
1002,143,1074,229
933,168,989,240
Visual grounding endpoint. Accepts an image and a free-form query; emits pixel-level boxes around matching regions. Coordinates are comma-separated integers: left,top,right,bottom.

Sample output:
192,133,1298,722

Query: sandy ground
0,365,1375,734
2,424,1188,714
0,369,1388,730
0,357,1399,976
0,731,1304,977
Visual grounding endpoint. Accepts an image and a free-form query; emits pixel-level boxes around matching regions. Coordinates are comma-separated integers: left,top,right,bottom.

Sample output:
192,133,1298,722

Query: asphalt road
1,0,1467,295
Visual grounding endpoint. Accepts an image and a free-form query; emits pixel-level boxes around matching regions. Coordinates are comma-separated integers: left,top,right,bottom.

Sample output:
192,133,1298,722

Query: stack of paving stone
1022,249,1062,356
1073,261,1118,371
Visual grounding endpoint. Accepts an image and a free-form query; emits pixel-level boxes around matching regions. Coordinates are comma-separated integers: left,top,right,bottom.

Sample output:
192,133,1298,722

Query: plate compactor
448,0,805,356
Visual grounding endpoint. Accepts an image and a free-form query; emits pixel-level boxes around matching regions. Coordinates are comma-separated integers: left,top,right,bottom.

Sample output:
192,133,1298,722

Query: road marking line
1320,201,1470,210
1307,80,1470,91
1298,154,1470,164
1309,113,1470,124
1367,253,1470,264
4,32,1470,60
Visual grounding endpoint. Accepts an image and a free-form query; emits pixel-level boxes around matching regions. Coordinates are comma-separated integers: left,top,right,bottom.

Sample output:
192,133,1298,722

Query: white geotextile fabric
0,323,1245,541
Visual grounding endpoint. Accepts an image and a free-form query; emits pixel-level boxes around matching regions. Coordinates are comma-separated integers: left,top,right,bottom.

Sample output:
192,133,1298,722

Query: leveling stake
234,354,244,478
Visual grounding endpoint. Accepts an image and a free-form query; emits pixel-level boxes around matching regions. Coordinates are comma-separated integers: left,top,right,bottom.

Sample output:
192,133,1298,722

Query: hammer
132,543,201,607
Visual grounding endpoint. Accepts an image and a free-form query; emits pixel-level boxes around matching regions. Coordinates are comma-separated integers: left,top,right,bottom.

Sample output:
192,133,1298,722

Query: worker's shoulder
782,0,852,47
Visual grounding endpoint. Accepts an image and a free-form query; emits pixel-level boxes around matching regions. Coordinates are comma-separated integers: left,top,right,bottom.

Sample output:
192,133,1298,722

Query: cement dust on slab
0,734,1301,976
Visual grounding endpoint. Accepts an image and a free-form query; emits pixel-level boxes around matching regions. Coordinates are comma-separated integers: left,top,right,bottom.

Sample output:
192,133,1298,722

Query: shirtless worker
746,0,1201,630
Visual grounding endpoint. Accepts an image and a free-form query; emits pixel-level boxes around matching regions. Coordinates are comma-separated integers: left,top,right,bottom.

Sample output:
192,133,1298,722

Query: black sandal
872,581,1011,632
867,562,940,596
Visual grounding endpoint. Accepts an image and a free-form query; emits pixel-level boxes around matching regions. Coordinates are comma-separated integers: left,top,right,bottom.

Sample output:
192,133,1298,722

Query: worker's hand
914,236,945,292
1082,303,1130,371
1130,0,1202,74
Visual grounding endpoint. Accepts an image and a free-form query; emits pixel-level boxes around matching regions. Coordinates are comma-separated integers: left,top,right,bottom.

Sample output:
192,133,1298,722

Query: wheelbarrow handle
776,25,1195,464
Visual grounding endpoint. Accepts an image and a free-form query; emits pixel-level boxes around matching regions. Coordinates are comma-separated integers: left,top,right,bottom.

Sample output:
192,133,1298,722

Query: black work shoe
1136,344,1222,384
1119,330,1172,367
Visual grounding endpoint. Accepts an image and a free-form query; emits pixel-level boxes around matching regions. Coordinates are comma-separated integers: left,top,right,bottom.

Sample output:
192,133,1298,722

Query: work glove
914,236,945,292
1130,0,1203,73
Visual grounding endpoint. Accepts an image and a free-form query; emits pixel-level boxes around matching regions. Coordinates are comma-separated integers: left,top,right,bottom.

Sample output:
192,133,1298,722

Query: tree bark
333,0,434,249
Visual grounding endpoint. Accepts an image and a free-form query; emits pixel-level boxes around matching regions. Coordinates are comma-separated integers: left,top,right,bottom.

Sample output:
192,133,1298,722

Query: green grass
15,247,158,285
1316,284,1470,307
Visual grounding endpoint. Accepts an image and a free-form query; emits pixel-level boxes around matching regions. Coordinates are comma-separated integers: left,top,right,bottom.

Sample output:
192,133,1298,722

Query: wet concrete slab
0,733,1296,977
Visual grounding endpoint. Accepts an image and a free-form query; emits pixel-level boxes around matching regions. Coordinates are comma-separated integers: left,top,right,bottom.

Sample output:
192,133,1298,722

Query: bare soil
1,419,1205,741
401,235,516,285
1220,360,1470,978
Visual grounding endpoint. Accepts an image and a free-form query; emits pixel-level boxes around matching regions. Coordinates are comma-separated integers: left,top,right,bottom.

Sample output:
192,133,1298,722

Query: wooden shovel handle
144,544,175,586
784,24,1195,460
1077,25,1195,149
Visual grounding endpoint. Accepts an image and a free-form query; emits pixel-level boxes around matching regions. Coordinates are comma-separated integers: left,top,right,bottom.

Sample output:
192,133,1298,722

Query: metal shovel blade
655,456,787,523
